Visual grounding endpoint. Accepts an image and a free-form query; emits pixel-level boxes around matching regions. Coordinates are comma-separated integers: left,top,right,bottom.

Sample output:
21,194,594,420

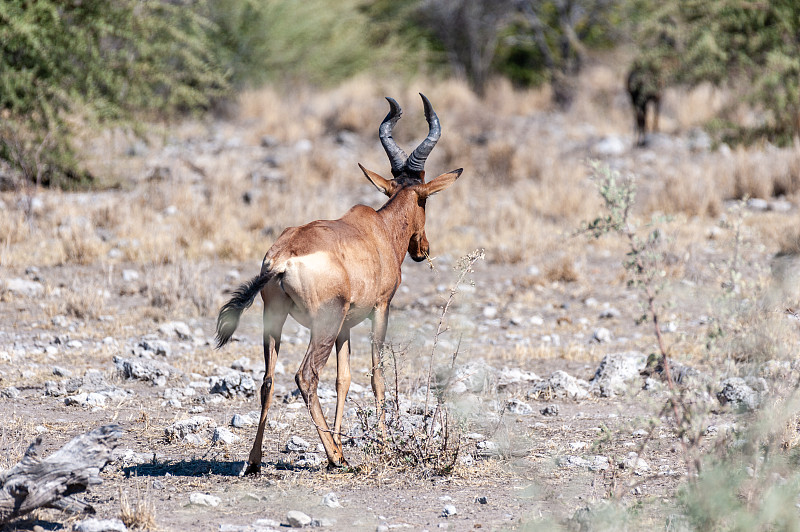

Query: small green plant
581,161,705,478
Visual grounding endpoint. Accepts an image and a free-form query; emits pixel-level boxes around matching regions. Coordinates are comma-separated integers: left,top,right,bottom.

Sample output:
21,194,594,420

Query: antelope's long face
407,194,429,262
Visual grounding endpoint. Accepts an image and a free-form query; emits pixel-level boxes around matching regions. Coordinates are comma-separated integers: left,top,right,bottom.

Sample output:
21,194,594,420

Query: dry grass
119,483,157,530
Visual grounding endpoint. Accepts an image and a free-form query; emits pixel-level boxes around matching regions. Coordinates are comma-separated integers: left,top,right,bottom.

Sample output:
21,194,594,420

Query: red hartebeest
215,94,463,473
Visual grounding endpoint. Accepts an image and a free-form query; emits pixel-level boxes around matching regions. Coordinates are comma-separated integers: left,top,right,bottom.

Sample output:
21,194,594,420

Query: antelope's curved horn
405,93,441,174
379,97,407,176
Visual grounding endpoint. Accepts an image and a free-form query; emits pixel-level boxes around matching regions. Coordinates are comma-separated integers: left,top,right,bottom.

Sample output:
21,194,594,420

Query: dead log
0,424,122,524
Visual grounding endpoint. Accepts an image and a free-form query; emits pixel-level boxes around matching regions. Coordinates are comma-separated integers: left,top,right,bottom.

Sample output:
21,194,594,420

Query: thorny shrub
354,249,485,476
578,161,800,530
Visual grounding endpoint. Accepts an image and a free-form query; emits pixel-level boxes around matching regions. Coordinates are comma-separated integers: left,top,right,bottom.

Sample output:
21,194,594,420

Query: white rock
528,370,588,400
592,328,612,343
589,352,646,397
122,269,139,282
189,492,221,507
442,504,458,517
158,321,193,341
321,492,342,508
286,435,311,452
231,413,256,428
213,427,240,445
4,278,44,297
593,136,626,156
287,510,312,528
482,306,498,319
73,518,128,532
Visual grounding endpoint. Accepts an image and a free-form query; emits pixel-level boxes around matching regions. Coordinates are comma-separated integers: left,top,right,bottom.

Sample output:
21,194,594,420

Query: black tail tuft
215,271,274,349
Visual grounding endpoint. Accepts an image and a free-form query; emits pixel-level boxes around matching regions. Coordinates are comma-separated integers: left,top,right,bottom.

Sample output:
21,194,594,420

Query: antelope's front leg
333,329,351,453
370,306,389,437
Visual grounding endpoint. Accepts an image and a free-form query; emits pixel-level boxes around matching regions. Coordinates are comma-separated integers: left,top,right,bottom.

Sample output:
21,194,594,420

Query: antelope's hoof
241,461,261,476
326,458,349,471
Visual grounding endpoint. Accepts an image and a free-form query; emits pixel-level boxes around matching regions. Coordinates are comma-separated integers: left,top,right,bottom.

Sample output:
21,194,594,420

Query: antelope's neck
377,189,417,266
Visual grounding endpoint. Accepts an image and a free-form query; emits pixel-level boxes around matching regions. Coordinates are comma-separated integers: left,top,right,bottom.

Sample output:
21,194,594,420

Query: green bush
0,0,229,188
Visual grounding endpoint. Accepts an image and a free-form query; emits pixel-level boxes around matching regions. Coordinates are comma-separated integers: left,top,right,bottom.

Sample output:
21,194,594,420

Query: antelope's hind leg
243,286,290,476
295,302,349,468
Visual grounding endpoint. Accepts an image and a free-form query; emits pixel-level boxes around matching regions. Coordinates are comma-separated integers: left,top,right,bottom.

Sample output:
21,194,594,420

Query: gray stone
287,510,312,528
165,416,216,442
598,307,621,319
65,392,106,407
121,269,139,282
507,399,534,415
210,371,256,398
558,455,609,471
138,338,171,357
528,371,588,400
497,367,541,388
717,377,766,411
213,427,240,445
53,366,72,377
540,404,559,416
114,355,173,386
295,453,324,468
621,452,649,474
589,352,646,397
286,435,311,452
73,518,128,532
1,387,20,399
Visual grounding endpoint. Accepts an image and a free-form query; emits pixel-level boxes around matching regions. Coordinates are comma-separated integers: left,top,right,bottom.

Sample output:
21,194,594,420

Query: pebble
442,504,458,517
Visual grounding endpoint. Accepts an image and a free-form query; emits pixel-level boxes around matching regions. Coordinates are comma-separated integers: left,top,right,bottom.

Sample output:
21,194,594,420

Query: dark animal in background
627,62,663,147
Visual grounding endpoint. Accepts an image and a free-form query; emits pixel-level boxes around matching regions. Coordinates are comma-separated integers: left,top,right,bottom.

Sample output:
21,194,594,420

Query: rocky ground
1,237,795,531
2,74,800,530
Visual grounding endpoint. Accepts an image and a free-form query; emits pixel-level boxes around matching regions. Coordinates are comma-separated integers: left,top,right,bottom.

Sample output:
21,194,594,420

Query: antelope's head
359,94,463,262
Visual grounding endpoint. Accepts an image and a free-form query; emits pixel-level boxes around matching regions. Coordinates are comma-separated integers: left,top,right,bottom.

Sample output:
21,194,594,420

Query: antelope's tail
215,271,274,349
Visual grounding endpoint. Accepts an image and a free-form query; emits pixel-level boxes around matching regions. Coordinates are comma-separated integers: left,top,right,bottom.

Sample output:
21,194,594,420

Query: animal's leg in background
370,305,389,437
332,329,351,453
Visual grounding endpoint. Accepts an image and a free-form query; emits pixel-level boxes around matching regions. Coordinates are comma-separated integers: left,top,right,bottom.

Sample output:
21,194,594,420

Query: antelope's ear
418,168,463,199
359,163,396,197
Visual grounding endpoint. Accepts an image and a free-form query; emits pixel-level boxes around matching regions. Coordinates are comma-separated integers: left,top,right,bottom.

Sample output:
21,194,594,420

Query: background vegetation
2,0,799,186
